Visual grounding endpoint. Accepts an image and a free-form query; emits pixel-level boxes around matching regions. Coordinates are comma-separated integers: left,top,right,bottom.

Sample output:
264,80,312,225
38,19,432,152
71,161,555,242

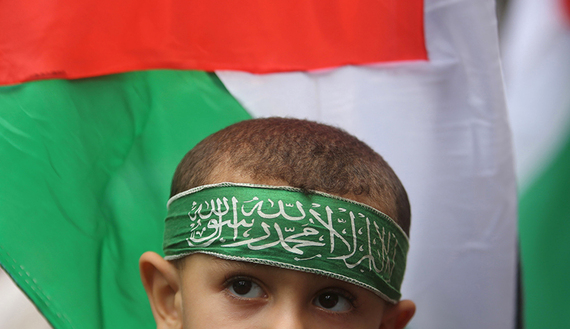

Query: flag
0,1,425,85
0,71,251,329
0,1,517,329
501,0,570,327
217,2,517,328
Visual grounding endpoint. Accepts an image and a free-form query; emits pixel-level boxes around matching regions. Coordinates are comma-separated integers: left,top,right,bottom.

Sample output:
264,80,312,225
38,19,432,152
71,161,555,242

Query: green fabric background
519,123,570,329
0,70,251,329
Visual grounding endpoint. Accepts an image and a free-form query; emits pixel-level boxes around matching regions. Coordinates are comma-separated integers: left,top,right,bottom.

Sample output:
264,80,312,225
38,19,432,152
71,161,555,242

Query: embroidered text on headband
163,182,409,303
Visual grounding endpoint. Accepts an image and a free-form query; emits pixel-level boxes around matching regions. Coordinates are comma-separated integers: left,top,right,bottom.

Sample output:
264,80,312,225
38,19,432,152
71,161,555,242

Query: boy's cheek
180,294,264,329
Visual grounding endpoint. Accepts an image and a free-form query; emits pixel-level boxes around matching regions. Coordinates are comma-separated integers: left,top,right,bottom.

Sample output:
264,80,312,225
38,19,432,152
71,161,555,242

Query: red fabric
564,0,570,24
0,0,426,86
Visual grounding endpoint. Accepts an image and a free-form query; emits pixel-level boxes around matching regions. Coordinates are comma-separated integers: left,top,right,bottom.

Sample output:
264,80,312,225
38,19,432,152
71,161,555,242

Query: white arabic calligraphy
183,195,399,280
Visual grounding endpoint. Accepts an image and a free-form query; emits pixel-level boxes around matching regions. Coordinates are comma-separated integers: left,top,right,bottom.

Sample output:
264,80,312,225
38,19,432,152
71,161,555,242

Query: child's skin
140,168,415,329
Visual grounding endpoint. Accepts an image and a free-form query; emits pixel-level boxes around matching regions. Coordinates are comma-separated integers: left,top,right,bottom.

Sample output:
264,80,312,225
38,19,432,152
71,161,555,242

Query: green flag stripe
519,121,570,329
0,70,251,329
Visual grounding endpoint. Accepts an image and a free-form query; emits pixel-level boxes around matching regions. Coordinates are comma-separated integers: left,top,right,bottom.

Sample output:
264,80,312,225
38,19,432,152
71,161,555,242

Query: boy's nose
269,314,306,329
265,299,308,329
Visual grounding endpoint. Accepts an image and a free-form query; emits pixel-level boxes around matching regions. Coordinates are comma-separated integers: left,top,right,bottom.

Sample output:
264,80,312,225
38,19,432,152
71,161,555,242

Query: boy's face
140,168,415,328
177,253,387,329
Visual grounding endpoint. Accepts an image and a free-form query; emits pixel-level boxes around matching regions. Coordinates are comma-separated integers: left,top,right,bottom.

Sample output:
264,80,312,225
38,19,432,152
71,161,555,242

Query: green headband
163,182,409,303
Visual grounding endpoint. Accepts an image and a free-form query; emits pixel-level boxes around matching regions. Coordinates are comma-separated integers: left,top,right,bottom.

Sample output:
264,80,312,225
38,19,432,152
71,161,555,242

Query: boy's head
140,118,415,329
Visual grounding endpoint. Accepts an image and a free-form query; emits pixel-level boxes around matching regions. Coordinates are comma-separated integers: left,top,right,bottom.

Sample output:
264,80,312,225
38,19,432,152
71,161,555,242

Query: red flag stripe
564,0,570,24
0,0,426,86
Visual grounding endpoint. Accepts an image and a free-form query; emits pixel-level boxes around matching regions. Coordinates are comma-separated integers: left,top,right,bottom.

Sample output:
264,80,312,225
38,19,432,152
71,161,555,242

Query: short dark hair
171,117,410,235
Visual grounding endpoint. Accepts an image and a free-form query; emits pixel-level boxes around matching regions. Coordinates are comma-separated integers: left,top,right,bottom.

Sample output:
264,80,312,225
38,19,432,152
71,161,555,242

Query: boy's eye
227,278,266,298
313,291,352,312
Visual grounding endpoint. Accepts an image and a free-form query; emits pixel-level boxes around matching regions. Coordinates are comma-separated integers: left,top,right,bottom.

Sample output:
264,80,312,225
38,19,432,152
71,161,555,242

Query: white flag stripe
502,0,570,188
0,269,52,329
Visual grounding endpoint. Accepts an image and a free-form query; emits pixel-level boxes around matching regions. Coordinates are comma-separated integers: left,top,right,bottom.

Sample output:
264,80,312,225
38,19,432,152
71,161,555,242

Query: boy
139,118,415,329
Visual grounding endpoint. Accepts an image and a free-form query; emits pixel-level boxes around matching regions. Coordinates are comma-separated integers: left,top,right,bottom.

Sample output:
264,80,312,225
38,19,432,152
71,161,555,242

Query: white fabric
217,0,518,328
0,268,52,329
501,0,570,188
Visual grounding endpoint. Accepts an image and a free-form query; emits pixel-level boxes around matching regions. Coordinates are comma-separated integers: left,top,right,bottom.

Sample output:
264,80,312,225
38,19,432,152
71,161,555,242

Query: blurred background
2,0,569,328
501,0,570,328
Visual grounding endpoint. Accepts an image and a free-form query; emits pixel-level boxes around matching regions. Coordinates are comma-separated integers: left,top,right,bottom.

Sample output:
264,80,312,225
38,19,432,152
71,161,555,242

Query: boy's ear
379,299,416,329
139,252,183,329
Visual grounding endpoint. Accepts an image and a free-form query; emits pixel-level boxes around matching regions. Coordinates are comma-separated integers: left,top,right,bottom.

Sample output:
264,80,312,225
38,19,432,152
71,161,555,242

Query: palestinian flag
0,1,517,329
502,0,570,327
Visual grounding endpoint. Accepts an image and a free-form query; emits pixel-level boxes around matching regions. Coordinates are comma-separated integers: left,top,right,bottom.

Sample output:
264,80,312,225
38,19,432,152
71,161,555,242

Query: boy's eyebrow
210,256,261,271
